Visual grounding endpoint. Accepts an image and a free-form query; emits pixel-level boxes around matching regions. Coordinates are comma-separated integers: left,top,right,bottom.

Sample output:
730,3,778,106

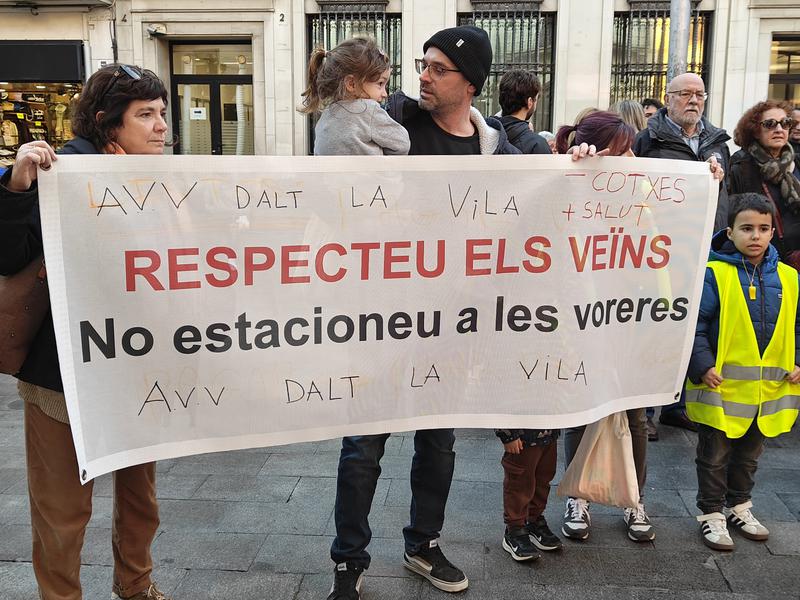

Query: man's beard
672,110,701,130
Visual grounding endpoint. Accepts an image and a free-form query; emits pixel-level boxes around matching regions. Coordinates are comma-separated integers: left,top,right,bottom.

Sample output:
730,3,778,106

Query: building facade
1,0,800,161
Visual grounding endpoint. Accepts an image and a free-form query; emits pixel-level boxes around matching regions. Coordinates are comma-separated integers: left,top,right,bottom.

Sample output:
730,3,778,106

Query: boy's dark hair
727,193,776,228
498,69,541,116
641,97,663,110
71,64,169,151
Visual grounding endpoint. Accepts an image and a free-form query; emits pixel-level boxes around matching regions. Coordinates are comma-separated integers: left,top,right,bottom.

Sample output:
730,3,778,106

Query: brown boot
113,583,172,600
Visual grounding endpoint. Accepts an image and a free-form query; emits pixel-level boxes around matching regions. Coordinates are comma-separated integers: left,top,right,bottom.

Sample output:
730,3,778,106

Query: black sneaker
403,539,468,592
502,526,541,561
526,516,563,551
327,563,364,600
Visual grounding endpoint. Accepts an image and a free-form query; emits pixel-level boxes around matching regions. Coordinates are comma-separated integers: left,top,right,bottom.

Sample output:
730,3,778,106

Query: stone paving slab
173,569,302,599
715,553,800,595
191,473,299,502
152,530,266,570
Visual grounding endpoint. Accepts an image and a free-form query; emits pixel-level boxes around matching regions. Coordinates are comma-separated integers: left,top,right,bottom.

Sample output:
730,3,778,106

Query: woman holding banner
556,111,725,545
555,111,657,543
0,65,172,600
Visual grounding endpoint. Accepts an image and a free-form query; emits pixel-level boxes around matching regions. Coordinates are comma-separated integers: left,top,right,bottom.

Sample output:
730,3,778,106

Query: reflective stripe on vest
686,260,800,438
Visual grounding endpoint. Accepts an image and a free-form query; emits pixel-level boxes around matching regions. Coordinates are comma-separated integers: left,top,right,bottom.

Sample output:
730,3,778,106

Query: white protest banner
38,155,716,481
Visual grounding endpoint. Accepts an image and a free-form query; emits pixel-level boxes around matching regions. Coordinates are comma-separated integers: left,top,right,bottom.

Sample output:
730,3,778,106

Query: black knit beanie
423,26,493,96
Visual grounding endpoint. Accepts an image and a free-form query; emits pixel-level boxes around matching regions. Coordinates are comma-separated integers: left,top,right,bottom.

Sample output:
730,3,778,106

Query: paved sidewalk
0,374,798,599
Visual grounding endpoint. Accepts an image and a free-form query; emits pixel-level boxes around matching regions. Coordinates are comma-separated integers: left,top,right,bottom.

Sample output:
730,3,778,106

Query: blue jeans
330,429,456,569
647,386,687,419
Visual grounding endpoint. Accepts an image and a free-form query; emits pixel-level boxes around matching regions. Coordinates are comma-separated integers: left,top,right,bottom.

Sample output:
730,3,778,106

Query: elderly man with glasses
633,72,731,437
326,25,518,600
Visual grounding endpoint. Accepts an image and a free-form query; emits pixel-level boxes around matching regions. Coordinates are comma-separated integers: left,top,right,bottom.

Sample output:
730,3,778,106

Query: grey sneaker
562,497,591,540
623,503,655,542
403,539,468,592
726,501,769,541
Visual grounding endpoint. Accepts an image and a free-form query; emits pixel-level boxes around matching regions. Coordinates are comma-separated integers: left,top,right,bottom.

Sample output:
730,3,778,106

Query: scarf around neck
748,141,800,211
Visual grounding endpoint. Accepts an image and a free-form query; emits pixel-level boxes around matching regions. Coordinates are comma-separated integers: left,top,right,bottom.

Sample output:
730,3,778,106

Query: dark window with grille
458,7,556,132
611,8,712,107
306,5,401,153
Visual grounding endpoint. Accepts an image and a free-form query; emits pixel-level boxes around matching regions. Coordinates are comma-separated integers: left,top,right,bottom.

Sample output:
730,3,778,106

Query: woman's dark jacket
727,148,800,259
0,137,98,392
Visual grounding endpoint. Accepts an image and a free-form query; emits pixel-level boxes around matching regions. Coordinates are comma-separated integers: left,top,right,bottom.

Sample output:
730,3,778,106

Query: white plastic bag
557,412,640,509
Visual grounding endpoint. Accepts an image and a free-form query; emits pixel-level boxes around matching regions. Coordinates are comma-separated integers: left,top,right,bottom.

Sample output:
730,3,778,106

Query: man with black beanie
327,25,518,600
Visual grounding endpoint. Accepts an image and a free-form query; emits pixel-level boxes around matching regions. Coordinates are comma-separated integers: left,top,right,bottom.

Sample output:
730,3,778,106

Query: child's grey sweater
313,99,410,156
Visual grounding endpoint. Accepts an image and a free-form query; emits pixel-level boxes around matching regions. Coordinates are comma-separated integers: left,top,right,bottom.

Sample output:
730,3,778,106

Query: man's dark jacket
498,115,551,154
633,107,731,232
0,137,98,392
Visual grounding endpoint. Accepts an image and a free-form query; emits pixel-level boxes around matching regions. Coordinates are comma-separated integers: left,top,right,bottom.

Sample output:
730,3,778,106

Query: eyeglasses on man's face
760,117,796,131
99,64,142,105
667,89,708,101
414,59,460,80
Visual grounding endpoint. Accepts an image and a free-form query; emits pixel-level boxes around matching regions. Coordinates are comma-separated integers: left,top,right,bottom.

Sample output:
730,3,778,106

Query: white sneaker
562,497,591,540
697,512,735,551
725,501,769,541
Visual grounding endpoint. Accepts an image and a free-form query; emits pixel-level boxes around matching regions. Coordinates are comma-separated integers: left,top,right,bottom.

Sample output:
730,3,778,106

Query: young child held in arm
495,427,562,561
299,37,410,156
687,193,800,551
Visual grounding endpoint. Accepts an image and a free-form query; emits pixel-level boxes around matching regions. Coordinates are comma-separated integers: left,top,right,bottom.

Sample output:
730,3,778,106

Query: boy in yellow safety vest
687,192,800,551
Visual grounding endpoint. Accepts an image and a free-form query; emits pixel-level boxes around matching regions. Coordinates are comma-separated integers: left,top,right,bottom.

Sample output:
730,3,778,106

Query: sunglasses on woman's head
760,117,795,131
98,65,142,106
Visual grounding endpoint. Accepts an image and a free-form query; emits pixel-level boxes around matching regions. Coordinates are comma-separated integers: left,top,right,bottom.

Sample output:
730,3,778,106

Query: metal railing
308,2,402,93
611,2,711,106
460,1,555,132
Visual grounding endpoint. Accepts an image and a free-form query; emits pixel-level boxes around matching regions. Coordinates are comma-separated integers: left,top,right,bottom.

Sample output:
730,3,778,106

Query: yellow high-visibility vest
686,260,800,438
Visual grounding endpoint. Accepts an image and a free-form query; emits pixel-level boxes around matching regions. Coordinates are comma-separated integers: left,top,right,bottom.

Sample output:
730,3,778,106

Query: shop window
0,82,81,173
459,1,556,133
769,35,800,105
611,2,712,107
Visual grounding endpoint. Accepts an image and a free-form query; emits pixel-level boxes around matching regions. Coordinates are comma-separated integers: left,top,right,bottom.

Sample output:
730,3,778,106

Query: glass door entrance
171,42,254,155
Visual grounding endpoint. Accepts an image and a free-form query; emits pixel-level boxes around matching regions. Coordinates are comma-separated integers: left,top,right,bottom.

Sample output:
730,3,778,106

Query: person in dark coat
633,73,730,233
0,64,173,600
496,69,551,154
728,100,800,269
632,72,730,434
790,107,800,157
